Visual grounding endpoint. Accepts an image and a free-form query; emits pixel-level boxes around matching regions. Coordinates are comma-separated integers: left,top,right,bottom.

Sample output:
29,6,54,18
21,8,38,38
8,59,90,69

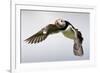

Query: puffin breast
62,27,75,39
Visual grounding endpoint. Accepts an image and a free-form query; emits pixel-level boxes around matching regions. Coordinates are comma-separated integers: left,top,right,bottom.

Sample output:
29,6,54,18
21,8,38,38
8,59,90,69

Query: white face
56,19,66,26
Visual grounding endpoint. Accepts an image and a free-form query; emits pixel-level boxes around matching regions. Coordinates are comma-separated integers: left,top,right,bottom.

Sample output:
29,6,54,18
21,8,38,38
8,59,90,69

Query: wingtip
73,47,84,56
24,38,40,44
24,38,32,44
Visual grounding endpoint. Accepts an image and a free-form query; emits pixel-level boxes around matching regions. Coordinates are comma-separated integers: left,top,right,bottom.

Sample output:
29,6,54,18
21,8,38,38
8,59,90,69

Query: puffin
25,19,84,56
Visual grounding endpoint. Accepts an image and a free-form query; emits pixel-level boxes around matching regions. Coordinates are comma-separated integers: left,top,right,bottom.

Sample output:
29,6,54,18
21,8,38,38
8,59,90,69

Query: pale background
21,10,90,63
0,0,100,73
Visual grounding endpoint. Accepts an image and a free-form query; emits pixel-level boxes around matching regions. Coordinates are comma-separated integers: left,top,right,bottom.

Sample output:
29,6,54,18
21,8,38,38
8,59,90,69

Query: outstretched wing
73,30,84,56
25,24,60,44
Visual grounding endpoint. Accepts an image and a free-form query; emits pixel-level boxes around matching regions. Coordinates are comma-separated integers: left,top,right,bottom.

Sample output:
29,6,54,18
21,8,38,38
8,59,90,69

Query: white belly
62,27,75,39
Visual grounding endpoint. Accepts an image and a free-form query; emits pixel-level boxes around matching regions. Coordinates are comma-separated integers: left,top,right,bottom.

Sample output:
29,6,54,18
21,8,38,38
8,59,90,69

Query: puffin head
55,19,71,30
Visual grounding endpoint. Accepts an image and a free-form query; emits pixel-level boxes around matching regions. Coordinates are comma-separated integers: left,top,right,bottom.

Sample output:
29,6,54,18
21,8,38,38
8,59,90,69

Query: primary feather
25,24,60,44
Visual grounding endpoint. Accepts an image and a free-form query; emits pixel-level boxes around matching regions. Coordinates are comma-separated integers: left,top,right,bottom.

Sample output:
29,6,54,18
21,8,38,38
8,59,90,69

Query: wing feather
25,24,60,44
73,30,84,56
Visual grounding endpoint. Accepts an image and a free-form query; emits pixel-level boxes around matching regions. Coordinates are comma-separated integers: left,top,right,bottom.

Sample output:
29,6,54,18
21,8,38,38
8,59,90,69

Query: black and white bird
25,19,84,56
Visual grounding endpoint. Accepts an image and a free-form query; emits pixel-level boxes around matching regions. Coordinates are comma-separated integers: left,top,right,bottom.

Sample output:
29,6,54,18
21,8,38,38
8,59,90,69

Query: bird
25,19,84,56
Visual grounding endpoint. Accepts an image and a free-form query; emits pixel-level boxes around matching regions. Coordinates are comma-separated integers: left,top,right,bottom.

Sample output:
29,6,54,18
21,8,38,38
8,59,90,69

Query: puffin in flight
25,19,84,56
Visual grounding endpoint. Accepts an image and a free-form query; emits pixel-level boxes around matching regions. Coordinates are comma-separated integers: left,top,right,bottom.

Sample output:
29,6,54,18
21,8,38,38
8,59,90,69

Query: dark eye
61,20,63,22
